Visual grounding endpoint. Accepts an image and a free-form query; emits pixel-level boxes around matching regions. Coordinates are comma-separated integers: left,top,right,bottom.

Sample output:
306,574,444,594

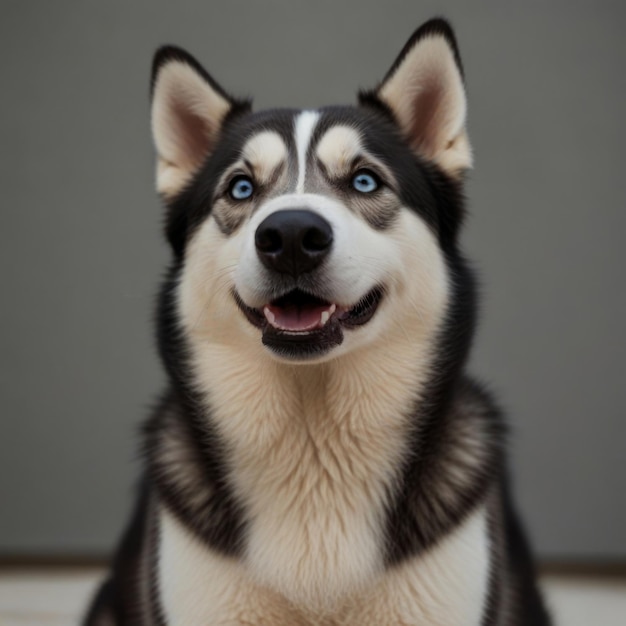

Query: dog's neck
189,325,436,469
151,297,498,610
185,330,437,607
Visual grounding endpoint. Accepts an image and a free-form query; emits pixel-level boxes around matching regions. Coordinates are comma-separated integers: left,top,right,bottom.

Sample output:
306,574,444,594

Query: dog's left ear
150,46,250,199
361,19,471,177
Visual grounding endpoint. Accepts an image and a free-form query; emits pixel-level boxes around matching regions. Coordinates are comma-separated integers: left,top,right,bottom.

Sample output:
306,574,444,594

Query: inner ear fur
360,18,472,177
150,46,250,199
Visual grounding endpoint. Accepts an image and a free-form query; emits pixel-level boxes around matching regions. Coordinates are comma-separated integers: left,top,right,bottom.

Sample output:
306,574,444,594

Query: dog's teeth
263,306,276,326
320,304,336,327
320,305,336,327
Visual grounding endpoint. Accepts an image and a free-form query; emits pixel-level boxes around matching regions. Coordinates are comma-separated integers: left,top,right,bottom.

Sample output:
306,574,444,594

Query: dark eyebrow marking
266,161,286,188
316,157,329,178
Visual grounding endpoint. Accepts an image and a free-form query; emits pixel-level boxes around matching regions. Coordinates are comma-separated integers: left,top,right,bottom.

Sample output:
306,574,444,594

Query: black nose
255,209,333,276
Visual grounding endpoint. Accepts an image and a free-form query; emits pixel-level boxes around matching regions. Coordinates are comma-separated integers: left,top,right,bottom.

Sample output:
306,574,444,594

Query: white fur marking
316,125,362,177
158,503,490,624
294,110,320,193
340,506,491,625
158,507,299,624
242,131,287,181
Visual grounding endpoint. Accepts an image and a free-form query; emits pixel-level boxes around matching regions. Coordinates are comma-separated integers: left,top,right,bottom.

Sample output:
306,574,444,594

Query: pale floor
0,568,624,625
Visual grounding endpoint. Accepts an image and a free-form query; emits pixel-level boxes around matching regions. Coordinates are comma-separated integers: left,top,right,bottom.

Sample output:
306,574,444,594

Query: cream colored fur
240,131,287,182
174,134,452,613
211,131,290,232
212,130,287,194
159,505,490,625
316,125,396,187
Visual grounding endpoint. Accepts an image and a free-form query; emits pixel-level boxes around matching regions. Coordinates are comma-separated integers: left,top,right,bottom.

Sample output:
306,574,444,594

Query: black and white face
151,23,471,363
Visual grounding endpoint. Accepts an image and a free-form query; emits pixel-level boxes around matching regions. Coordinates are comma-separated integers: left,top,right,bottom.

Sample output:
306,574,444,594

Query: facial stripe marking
294,110,320,193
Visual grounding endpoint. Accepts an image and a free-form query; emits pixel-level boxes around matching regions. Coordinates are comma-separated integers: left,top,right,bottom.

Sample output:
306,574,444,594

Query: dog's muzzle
234,207,384,361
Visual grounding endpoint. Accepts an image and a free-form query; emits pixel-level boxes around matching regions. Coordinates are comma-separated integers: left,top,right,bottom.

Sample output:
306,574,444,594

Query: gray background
1,0,624,561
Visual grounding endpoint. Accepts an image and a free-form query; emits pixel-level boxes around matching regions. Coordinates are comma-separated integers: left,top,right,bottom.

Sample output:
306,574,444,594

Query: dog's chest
157,505,491,625
225,382,408,608
188,345,428,607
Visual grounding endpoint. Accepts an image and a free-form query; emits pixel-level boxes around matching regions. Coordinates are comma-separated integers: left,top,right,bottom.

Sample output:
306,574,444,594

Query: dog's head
151,19,471,364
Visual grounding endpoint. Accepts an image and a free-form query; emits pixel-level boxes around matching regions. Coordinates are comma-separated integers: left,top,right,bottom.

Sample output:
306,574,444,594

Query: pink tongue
264,303,332,331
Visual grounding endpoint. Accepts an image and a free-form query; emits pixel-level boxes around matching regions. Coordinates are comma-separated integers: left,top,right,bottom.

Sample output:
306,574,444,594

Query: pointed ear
361,19,471,177
150,46,250,199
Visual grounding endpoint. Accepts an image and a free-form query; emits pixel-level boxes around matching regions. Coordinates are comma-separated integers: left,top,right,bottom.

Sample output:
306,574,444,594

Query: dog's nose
255,209,333,276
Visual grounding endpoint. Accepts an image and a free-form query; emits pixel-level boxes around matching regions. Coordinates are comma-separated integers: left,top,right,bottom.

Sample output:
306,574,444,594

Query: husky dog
84,18,551,626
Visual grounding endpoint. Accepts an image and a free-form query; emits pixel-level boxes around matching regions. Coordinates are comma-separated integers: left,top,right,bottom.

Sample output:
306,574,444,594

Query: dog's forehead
222,107,393,174
217,107,421,200
184,105,443,241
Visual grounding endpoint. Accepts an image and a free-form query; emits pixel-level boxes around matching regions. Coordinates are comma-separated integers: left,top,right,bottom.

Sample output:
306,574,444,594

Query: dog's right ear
151,46,249,199
360,19,471,178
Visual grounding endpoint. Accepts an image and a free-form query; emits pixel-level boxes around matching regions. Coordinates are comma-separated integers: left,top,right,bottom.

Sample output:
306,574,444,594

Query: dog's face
151,21,471,363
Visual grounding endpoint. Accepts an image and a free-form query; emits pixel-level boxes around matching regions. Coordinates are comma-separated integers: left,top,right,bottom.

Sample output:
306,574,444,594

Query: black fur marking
144,265,248,556
500,480,553,624
82,480,163,625
479,478,552,625
144,394,247,555
164,109,298,254
311,107,464,239
481,488,505,625
384,377,506,565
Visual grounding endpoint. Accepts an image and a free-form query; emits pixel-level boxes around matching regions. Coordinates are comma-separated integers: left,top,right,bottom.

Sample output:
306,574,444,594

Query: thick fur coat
84,19,551,626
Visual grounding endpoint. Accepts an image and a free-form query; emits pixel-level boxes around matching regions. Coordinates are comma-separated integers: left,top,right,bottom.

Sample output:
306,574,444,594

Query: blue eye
352,171,379,193
229,176,254,200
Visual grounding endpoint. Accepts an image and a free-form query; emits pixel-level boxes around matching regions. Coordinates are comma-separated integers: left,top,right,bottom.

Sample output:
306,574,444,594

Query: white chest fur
158,505,490,625
158,507,303,625
339,506,491,625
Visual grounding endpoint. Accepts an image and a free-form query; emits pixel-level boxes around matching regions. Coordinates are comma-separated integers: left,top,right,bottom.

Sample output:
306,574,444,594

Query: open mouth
233,286,384,358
